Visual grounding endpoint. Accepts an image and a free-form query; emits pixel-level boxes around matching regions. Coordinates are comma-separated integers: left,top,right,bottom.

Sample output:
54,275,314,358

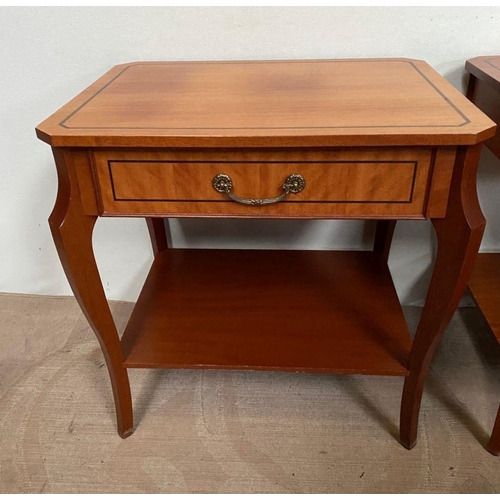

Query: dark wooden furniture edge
466,63,500,455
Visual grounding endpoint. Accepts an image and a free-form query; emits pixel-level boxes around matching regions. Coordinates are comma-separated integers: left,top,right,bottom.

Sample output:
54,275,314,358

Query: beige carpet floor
1,293,499,493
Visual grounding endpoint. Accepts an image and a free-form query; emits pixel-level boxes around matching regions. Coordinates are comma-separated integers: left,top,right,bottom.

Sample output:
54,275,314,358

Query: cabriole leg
400,144,485,449
49,149,133,438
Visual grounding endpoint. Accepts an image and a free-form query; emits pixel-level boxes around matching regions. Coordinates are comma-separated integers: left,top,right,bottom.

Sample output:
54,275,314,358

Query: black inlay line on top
60,65,131,127
107,160,418,205
60,60,470,130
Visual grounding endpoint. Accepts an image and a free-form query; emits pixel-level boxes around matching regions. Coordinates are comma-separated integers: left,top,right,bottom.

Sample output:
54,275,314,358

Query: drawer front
92,148,443,219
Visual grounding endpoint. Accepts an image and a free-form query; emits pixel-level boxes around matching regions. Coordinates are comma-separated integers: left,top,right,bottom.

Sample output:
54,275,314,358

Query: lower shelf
469,253,500,343
120,249,412,376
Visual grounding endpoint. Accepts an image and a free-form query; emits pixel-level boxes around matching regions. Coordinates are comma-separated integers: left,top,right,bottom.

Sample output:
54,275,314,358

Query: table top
466,56,500,93
36,58,495,149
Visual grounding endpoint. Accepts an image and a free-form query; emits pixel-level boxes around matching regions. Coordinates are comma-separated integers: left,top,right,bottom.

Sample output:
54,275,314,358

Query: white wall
1,7,500,304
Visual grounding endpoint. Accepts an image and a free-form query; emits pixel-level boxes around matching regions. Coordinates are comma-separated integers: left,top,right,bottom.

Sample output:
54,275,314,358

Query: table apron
77,146,456,219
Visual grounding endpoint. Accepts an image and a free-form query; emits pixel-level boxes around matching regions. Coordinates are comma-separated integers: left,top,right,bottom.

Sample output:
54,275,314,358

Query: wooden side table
36,59,495,449
466,55,500,456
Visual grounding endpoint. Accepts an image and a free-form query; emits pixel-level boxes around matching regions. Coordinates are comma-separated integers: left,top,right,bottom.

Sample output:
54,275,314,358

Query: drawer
91,148,452,219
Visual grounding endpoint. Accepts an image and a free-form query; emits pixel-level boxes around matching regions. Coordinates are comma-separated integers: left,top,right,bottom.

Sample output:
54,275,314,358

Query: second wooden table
466,55,500,455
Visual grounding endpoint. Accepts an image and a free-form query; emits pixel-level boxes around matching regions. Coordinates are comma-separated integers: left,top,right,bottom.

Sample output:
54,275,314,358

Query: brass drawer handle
212,173,306,206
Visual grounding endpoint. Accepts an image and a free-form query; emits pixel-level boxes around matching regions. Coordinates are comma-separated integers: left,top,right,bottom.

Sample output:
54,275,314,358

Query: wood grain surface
36,59,495,148
120,249,412,376
92,147,437,218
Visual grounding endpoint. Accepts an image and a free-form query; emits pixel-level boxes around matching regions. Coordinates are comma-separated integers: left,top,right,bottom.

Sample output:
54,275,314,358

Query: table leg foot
487,404,500,456
400,435,416,450
119,427,135,439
